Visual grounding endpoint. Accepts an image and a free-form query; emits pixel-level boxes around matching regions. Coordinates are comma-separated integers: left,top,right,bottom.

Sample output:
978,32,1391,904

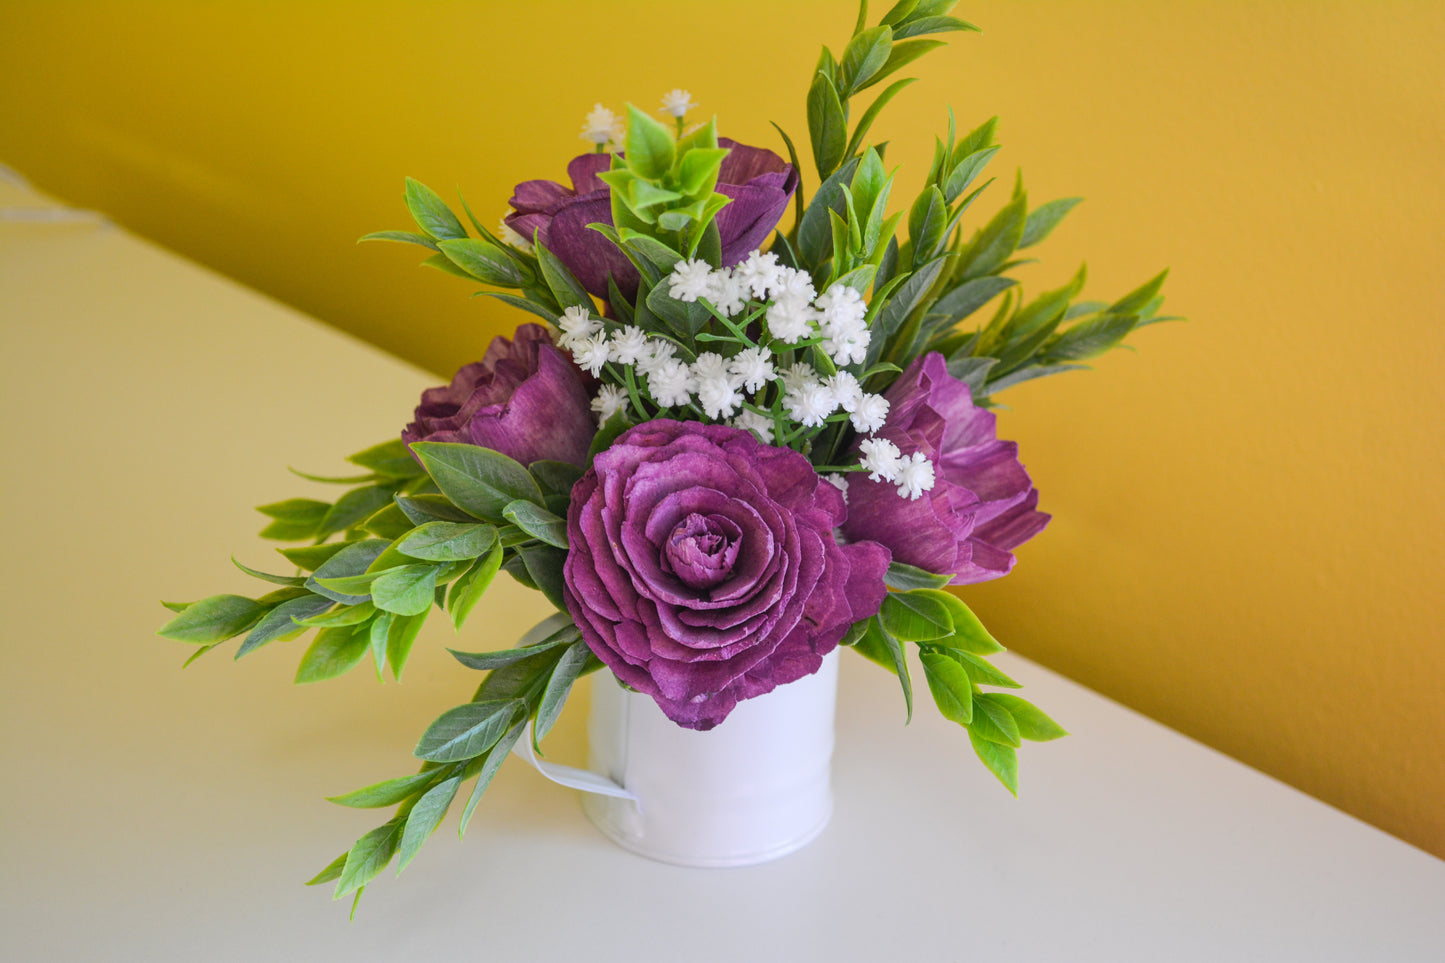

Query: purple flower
843,353,1050,584
505,138,799,301
563,420,890,730
401,323,595,467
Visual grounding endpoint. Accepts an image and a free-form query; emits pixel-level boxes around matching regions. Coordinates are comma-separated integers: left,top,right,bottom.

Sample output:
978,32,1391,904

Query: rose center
664,512,742,591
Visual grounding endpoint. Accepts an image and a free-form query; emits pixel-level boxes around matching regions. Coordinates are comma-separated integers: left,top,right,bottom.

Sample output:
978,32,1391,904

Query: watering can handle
511,719,639,803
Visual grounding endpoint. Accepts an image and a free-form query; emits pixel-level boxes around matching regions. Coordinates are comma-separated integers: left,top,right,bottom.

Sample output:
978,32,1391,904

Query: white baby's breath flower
733,249,782,299
591,384,629,425
823,473,849,500
660,89,696,119
608,325,649,365
729,346,775,394
690,351,730,385
648,359,696,408
768,265,817,303
895,451,937,500
580,104,622,146
821,327,870,366
815,282,868,330
556,305,601,349
778,361,820,393
858,437,903,482
634,338,678,378
765,295,817,344
668,258,714,302
850,393,890,434
732,409,775,444
572,332,611,376
697,377,743,419
783,381,837,428
824,371,863,412
707,268,747,318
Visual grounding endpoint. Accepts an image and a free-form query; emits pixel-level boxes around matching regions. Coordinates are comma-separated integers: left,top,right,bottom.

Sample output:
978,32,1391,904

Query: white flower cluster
579,104,624,149
555,249,935,500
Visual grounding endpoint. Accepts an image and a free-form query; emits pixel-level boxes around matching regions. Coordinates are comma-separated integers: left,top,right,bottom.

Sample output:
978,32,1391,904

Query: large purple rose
563,420,890,730
843,353,1050,584
505,138,799,301
401,323,595,467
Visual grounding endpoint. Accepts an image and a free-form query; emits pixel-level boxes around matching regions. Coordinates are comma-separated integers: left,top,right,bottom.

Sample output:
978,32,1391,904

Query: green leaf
395,494,474,526
920,651,974,725
397,775,462,873
358,229,438,250
534,239,594,312
518,544,567,610
305,539,389,603
1109,268,1170,316
879,590,954,641
404,178,466,241
235,593,333,658
883,561,953,591
844,77,916,161
347,438,423,478
278,540,354,572
1019,197,1082,248
1045,313,1137,362
871,256,946,357
158,595,265,644
414,699,523,763
854,38,945,93
929,591,1004,655
533,641,595,750
318,485,393,539
395,521,496,562
411,442,544,523
986,693,1068,741
839,25,893,96
477,645,567,703
892,14,978,40
294,625,371,684
806,70,848,179
968,728,1018,796
446,541,503,630
530,460,585,497
360,501,415,540
851,617,912,721
230,557,306,587
370,564,439,617
623,104,676,179
645,282,711,340
458,721,526,837
502,500,568,549
306,851,348,886
437,237,530,286
328,771,436,809
970,692,1022,748
908,185,947,260
931,275,1015,323
960,193,1028,281
334,817,403,899
473,290,561,325
450,623,580,671
256,498,329,541
953,650,1022,688
799,155,862,267
385,610,427,681
294,601,375,628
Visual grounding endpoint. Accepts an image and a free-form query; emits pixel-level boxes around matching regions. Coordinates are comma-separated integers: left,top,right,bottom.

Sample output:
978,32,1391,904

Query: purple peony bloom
402,323,595,467
843,353,1050,584
563,420,890,730
505,138,799,301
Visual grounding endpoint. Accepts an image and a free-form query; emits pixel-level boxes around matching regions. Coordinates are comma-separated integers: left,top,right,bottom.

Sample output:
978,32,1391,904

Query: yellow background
2,1,1441,857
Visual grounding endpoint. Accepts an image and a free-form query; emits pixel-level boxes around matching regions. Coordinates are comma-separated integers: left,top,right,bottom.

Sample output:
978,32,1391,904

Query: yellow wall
3,1,1442,856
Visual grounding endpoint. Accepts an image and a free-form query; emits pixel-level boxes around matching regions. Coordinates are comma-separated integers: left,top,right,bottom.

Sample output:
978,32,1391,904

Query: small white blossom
824,371,863,412
556,305,601,349
895,451,937,500
821,326,870,366
769,265,816,303
732,409,775,444
850,393,890,434
691,352,730,384
729,346,775,394
648,359,696,408
859,437,903,482
733,250,782,299
498,215,532,252
766,295,817,344
591,384,629,424
697,378,743,419
660,89,696,119
815,282,868,330
823,473,850,500
580,104,623,146
608,325,649,365
668,258,714,302
783,381,838,428
778,362,821,393
634,338,678,378
707,268,747,318
572,332,611,376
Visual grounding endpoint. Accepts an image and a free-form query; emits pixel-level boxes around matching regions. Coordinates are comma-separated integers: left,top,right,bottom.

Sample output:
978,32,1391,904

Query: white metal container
579,649,839,867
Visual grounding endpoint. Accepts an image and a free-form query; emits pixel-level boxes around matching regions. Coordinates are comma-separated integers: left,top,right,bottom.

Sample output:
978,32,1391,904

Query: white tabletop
2,179,1441,962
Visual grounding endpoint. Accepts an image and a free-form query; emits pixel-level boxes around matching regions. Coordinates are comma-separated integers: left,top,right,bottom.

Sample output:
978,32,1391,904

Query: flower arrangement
159,1,1171,910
